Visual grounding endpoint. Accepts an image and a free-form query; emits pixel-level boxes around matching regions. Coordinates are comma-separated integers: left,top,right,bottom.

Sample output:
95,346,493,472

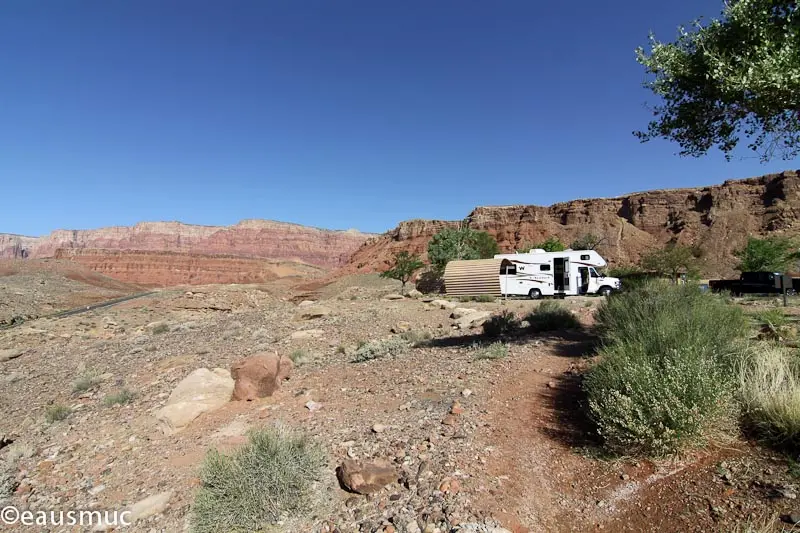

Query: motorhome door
553,257,569,292
578,267,589,294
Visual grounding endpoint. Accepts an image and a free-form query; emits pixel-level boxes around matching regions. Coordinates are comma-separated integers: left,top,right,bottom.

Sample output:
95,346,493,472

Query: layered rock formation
344,170,800,278
0,220,372,269
53,248,323,287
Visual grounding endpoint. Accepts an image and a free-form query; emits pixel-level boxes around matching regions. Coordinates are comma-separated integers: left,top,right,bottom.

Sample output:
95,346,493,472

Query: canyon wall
52,249,324,287
0,219,372,269
343,170,800,279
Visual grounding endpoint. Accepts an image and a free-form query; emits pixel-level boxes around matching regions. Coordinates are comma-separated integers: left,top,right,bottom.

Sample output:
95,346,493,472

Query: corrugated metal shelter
444,258,512,296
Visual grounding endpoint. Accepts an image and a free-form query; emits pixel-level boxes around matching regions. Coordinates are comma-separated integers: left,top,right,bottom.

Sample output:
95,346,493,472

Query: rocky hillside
53,248,324,287
344,170,800,278
0,220,372,269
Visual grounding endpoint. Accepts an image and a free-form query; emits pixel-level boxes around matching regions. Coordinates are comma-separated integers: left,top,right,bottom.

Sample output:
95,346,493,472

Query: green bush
190,426,325,533
152,323,170,334
482,309,520,337
474,342,508,360
400,330,433,346
752,308,789,329
72,370,102,394
585,281,747,455
526,301,581,332
738,345,800,448
352,337,410,363
288,349,310,365
45,404,71,423
103,389,135,407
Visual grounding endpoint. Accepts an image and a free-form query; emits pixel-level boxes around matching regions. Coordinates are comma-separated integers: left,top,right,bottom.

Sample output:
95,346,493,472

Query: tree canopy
639,243,700,281
734,236,800,272
570,233,606,251
427,227,499,274
380,251,424,294
635,0,800,161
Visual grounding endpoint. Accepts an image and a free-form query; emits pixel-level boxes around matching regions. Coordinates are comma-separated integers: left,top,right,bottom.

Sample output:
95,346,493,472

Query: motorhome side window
540,265,551,271
580,254,590,260
503,265,517,275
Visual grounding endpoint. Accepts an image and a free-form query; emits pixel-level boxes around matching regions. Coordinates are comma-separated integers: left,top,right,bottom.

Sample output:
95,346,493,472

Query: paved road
0,291,156,329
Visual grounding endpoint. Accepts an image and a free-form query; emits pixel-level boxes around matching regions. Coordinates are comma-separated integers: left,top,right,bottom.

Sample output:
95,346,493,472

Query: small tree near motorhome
639,243,699,282
427,227,499,274
519,236,566,253
380,251,424,295
570,233,606,251
734,236,800,273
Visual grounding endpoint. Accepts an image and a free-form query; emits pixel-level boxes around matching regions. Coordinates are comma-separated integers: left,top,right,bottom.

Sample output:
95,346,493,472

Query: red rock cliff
52,248,325,287
343,170,800,278
0,220,372,269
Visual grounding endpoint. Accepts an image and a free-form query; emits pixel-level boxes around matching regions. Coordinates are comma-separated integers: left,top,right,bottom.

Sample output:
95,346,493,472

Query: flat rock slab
295,306,332,320
155,368,234,434
0,349,24,363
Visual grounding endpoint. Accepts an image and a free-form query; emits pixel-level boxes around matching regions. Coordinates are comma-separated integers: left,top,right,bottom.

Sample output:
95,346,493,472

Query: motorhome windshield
590,268,599,278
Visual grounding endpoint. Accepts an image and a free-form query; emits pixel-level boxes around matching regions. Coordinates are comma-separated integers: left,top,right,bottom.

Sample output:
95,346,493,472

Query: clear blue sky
1,0,795,236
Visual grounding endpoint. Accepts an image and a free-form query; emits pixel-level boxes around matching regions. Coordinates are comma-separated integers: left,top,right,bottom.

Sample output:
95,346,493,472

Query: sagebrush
584,281,747,455
474,342,508,360
190,426,325,533
526,301,581,332
482,310,520,337
352,337,410,363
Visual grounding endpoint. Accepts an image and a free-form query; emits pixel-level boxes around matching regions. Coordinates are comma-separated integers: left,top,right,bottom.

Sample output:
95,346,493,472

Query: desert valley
3,171,800,532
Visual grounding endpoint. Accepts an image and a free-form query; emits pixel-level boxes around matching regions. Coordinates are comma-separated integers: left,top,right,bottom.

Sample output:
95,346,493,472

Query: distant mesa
0,219,374,287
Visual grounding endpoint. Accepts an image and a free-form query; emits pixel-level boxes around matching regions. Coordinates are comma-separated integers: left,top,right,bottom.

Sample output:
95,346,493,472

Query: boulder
456,311,491,330
155,368,234,434
431,299,457,310
336,459,397,494
383,293,405,301
290,329,325,340
449,308,477,319
230,353,293,401
297,300,316,307
0,349,24,363
407,289,423,299
295,306,331,320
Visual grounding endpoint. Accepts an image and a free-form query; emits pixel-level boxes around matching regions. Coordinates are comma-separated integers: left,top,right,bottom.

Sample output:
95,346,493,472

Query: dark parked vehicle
708,271,795,296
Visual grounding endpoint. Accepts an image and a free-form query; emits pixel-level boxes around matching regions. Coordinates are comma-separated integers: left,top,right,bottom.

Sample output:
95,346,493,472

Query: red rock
1,219,372,286
336,459,397,495
339,170,800,278
450,479,461,494
442,414,459,426
450,401,464,415
230,353,293,401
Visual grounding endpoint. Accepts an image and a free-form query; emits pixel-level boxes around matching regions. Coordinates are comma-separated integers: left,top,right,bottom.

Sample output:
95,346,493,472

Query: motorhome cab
493,249,621,299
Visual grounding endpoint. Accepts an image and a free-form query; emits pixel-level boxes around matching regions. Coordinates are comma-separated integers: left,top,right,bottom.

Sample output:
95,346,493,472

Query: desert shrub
474,342,508,360
526,301,581,332
352,337,410,363
415,269,445,294
400,330,432,346
482,309,520,338
103,389,135,407
738,345,800,448
585,281,747,455
190,426,325,533
152,323,170,335
752,308,789,329
475,294,496,303
288,349,310,365
72,370,102,394
45,404,71,423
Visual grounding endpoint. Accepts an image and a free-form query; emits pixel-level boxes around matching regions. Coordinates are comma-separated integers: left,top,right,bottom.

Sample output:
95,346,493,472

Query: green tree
427,227,499,274
380,251,424,294
634,0,800,161
570,233,606,250
534,237,567,252
639,243,699,282
734,236,800,272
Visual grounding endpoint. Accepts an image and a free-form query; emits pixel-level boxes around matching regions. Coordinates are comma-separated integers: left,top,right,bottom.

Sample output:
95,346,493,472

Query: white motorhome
493,249,621,298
